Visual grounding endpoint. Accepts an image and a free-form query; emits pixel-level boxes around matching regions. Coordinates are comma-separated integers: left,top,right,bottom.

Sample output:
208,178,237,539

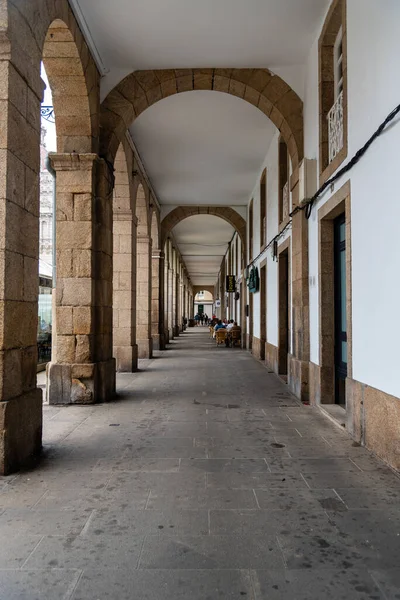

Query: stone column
151,249,165,350
173,272,180,338
167,267,174,338
47,154,116,405
113,211,138,372
288,168,310,402
136,235,153,358
164,254,170,344
0,57,43,474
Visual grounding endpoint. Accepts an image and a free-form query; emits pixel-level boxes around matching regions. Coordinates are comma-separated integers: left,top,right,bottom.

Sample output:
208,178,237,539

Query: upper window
319,0,347,182
278,139,289,226
260,169,267,248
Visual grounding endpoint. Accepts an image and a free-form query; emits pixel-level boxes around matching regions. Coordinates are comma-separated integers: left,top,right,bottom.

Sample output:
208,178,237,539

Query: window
278,140,289,226
260,169,267,248
319,0,347,181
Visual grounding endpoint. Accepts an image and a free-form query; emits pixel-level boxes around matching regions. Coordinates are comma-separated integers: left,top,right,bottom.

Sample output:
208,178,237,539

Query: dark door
278,249,289,376
334,214,347,406
260,265,266,360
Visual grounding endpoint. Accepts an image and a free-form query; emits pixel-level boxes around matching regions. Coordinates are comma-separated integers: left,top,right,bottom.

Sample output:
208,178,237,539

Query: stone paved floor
1,328,400,599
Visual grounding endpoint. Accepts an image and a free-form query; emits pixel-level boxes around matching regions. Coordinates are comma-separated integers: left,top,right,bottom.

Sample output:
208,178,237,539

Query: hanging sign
248,266,259,293
215,299,221,308
226,275,236,293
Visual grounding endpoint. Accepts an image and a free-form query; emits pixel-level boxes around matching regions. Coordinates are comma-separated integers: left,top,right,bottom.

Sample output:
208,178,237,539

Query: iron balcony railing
328,91,344,163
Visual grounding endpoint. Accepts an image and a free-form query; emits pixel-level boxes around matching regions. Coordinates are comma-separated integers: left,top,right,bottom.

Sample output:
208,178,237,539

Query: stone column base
265,342,279,374
159,332,166,350
47,359,116,405
173,325,180,337
0,389,43,475
137,338,153,359
288,355,309,402
114,345,138,373
152,334,160,351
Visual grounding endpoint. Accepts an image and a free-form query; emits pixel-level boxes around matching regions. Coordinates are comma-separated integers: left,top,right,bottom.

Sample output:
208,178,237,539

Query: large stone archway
100,68,303,167
161,206,247,263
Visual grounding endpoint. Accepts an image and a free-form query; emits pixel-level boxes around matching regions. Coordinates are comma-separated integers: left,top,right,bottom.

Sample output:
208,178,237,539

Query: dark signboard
226,275,236,293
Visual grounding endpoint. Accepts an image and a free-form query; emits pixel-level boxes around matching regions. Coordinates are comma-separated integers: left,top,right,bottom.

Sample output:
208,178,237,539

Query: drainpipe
45,156,56,286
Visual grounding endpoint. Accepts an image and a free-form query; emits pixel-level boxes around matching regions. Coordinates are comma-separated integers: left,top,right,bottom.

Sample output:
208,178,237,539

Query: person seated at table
225,321,241,346
214,319,226,331
226,319,234,331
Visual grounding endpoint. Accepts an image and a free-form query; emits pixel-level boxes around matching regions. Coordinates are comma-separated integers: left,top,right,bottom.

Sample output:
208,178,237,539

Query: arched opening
100,68,303,170
113,142,137,372
135,183,153,358
164,212,246,340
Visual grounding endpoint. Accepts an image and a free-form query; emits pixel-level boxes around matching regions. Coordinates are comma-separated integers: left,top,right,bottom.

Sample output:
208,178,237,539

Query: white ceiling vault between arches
131,91,276,206
172,216,234,286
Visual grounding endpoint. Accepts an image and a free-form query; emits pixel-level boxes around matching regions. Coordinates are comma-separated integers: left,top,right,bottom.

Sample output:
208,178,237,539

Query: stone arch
113,142,133,213
100,68,303,168
193,286,215,300
3,0,99,153
135,182,151,237
161,206,247,261
151,206,161,250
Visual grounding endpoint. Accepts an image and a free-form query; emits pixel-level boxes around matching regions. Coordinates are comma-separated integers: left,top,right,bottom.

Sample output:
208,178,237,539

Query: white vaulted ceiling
130,91,276,206
71,0,330,99
172,216,234,286
70,0,330,284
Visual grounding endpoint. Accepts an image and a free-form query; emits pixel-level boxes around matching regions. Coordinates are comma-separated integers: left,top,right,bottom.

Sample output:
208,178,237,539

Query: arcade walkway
1,329,400,599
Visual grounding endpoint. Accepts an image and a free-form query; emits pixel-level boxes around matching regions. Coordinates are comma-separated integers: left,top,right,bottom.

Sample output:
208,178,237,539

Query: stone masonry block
75,334,92,363
74,193,92,221
56,335,76,364
73,306,93,335
58,221,92,250
57,278,92,307
56,306,73,335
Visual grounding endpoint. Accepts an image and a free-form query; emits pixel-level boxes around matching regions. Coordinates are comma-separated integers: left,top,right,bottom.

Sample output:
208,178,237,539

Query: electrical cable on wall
246,101,400,270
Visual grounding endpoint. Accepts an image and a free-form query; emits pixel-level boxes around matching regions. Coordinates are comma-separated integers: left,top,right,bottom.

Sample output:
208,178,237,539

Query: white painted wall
305,0,400,397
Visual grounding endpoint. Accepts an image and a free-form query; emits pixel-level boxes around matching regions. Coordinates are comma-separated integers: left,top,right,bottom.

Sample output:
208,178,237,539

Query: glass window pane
340,249,347,331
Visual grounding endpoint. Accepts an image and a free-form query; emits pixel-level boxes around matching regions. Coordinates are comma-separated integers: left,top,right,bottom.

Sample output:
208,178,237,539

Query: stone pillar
136,235,153,358
164,254,170,343
151,249,165,350
47,154,116,405
0,57,43,474
167,267,174,338
113,211,138,372
288,169,310,402
173,272,180,338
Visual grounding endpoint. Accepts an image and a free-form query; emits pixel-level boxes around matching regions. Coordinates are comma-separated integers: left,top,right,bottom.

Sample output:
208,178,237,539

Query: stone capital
152,249,164,260
49,153,101,172
137,234,151,244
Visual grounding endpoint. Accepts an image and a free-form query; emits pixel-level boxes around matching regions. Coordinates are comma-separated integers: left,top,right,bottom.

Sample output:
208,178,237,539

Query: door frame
318,181,352,405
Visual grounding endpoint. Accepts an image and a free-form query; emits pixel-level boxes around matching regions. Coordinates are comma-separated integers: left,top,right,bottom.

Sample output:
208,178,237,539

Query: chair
215,329,227,345
230,329,242,348
209,325,214,338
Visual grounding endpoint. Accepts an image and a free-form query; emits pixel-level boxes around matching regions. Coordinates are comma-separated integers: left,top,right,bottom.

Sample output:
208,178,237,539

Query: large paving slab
1,327,400,599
